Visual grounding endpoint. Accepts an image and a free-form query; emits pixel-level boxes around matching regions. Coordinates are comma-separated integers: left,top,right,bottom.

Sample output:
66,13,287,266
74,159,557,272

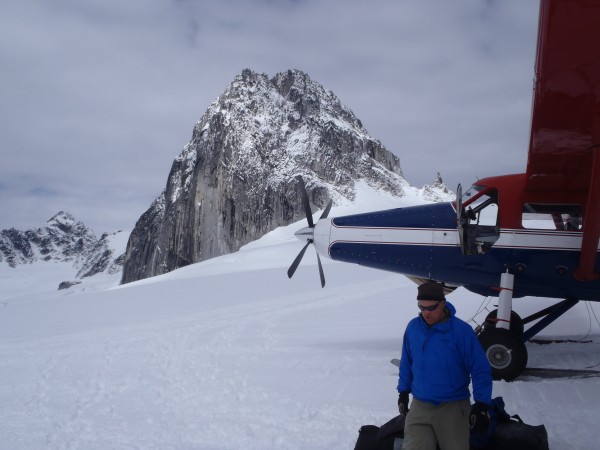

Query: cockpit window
458,186,499,255
522,204,582,231
460,187,498,227
461,186,493,208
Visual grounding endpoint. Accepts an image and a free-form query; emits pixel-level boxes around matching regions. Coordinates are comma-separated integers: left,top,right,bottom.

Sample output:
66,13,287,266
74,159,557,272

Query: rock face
0,211,125,279
422,173,454,203
121,69,409,283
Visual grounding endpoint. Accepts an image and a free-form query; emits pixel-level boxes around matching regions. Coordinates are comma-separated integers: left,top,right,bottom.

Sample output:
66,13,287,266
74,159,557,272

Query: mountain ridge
0,211,126,287
0,173,452,289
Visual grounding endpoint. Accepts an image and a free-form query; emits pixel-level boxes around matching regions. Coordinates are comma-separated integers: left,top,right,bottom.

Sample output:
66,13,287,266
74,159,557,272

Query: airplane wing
525,0,600,280
526,0,600,192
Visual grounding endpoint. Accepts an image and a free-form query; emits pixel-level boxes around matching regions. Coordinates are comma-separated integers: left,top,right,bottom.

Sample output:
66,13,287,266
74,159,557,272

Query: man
397,281,492,450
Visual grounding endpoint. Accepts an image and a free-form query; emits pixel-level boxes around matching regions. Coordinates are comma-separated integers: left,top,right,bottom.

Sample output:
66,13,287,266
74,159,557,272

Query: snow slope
1,187,600,449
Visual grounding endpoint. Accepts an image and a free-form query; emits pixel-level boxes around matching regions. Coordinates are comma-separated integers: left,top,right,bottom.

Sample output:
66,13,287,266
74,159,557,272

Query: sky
0,0,540,234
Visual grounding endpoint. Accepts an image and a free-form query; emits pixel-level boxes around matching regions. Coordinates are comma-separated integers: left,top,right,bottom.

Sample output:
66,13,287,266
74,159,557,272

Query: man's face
418,299,446,325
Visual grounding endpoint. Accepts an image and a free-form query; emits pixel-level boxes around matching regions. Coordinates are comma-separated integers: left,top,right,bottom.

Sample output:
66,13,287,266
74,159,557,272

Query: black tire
484,309,524,336
478,327,528,381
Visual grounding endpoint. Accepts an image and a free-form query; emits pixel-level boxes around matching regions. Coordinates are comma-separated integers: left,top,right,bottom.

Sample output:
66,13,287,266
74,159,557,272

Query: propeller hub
294,226,314,242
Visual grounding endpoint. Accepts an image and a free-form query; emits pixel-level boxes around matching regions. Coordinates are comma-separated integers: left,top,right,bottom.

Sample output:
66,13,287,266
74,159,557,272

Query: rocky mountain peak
421,172,454,203
0,213,125,284
42,211,96,248
47,211,77,227
121,69,408,283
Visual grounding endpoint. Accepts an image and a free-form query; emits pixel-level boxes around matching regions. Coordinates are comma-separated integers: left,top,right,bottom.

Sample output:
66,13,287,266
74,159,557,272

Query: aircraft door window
459,187,500,255
522,204,582,231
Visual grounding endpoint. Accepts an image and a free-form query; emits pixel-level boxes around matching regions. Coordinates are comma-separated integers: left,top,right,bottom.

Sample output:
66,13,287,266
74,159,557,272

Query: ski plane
287,0,600,381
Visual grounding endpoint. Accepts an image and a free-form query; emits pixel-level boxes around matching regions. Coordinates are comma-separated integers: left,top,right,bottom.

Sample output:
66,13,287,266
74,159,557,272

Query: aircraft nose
294,226,314,242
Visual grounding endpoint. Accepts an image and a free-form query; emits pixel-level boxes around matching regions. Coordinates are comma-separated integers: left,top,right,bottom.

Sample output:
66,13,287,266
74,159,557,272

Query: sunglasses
418,301,442,312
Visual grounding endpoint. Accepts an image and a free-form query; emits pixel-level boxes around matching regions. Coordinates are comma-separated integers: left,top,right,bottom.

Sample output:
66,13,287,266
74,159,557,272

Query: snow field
2,195,600,449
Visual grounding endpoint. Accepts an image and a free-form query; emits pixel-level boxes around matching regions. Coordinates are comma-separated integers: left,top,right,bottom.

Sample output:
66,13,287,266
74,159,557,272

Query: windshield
459,185,498,227
461,185,494,208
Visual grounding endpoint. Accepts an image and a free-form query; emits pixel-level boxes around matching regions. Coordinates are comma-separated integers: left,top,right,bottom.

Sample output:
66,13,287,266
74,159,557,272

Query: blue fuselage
322,203,600,301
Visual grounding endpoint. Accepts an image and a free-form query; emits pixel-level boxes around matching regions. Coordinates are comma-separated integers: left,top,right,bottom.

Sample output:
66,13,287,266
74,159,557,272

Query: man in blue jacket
397,281,492,450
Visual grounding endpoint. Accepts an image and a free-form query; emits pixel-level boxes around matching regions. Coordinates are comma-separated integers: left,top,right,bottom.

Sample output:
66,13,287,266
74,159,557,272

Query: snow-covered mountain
0,70,453,289
0,212,127,288
121,69,452,284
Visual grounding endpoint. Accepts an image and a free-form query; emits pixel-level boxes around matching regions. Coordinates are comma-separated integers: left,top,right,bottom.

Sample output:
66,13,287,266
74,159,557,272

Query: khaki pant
402,398,471,450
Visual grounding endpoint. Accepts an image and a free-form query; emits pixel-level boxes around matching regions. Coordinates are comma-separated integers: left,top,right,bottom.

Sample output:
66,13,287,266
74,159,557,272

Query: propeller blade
287,240,311,279
288,178,329,288
319,199,333,221
316,251,326,288
296,175,314,228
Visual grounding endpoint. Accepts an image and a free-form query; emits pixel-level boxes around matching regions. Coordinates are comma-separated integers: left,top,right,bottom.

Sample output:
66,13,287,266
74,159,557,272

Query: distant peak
239,68,265,81
421,173,454,202
432,172,444,188
238,68,310,81
47,211,76,225
271,68,311,83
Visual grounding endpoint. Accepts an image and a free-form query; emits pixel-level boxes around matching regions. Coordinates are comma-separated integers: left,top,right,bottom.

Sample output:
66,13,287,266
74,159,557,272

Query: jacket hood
445,301,457,317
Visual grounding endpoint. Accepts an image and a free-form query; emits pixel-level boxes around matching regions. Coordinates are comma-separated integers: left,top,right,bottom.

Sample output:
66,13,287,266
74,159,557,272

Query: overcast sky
0,0,539,234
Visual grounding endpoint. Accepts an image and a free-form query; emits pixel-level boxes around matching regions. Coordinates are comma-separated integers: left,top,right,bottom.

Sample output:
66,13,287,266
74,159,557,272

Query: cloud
0,0,539,232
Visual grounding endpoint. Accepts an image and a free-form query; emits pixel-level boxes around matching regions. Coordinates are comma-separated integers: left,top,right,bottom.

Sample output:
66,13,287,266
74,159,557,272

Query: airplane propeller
287,176,333,288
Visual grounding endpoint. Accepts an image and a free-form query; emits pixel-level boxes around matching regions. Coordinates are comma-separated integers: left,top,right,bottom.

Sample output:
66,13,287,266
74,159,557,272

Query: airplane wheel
478,328,528,381
484,310,524,335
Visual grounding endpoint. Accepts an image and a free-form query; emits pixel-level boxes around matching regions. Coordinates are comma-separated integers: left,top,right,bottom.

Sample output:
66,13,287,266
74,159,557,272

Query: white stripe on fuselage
316,220,591,258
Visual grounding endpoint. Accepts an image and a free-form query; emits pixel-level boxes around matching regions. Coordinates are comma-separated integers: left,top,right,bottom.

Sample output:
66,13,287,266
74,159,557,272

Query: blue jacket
397,301,492,405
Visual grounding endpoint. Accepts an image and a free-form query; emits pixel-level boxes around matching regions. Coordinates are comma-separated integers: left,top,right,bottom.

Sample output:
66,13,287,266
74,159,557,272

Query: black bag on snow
470,396,549,450
353,415,406,450
354,424,380,450
356,397,548,450
470,397,510,449
377,415,406,450
488,415,549,450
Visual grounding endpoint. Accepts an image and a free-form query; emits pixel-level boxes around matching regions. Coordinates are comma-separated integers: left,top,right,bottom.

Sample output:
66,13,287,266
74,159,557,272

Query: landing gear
479,308,526,381
478,326,528,381
484,310,524,336
476,271,580,381
477,271,527,381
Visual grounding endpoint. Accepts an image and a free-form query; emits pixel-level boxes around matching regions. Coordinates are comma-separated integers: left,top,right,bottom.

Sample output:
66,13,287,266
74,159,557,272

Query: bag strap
510,414,524,423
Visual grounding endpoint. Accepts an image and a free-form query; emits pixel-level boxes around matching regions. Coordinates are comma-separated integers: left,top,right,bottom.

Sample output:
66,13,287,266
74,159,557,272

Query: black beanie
417,281,445,302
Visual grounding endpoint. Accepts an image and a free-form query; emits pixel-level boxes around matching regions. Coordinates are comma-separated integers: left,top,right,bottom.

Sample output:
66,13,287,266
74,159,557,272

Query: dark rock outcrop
58,281,82,290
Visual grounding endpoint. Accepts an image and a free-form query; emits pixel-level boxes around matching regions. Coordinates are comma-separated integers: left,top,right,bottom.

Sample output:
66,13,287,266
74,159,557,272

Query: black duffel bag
487,414,549,450
354,415,406,450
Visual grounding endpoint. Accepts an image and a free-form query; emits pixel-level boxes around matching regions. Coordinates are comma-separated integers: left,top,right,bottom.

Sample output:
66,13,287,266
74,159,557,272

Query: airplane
287,0,600,381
